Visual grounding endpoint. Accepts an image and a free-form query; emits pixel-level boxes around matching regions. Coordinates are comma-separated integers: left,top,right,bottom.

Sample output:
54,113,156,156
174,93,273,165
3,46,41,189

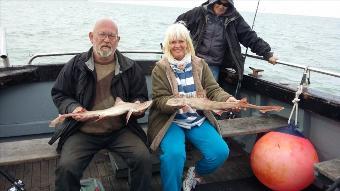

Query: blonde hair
162,23,196,60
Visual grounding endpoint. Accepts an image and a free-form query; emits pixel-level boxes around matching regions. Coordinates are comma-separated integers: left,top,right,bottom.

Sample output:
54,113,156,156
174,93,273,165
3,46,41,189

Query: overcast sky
95,0,340,18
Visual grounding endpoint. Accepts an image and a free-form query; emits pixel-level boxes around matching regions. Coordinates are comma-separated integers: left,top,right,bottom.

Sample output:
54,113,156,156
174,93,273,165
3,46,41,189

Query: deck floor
0,139,320,191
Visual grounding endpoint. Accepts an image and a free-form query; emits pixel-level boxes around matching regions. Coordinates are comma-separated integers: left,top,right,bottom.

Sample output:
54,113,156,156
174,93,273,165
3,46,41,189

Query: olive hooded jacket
147,56,232,151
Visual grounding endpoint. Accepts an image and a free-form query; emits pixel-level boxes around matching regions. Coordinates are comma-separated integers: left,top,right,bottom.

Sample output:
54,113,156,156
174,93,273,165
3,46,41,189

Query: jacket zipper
224,16,243,97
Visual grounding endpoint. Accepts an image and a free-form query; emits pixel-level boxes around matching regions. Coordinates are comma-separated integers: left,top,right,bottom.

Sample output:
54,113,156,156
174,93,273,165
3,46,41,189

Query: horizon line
89,0,340,19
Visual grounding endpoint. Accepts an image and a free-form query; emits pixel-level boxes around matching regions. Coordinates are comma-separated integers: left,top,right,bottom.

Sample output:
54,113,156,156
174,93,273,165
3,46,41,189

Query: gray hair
92,17,119,34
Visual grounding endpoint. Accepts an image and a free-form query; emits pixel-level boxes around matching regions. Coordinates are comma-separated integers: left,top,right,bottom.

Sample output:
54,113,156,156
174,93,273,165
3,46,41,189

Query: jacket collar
158,55,205,98
84,47,133,74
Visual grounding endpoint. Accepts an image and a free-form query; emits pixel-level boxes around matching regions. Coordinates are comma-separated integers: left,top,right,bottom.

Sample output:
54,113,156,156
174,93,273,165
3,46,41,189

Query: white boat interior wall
0,56,339,164
235,87,340,161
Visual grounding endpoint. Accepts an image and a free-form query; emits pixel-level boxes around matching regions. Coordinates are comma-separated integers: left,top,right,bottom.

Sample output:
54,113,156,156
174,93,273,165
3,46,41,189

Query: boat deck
0,140,322,191
0,139,268,191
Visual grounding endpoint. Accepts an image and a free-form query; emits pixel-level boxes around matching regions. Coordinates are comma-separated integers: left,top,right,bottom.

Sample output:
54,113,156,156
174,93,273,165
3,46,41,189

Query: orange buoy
250,131,319,191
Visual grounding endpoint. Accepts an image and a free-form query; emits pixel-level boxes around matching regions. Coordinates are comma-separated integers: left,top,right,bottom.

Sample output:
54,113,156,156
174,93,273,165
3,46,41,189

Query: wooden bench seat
110,114,287,178
218,114,287,137
0,115,287,179
0,138,58,166
314,158,340,182
314,158,340,190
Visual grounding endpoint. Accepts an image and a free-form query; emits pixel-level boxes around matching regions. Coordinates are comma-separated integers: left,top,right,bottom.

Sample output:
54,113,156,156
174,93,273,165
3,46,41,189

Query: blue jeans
159,120,229,191
209,65,220,81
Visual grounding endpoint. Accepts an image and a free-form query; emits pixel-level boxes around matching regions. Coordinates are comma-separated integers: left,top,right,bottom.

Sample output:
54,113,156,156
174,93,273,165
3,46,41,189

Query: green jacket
147,56,232,151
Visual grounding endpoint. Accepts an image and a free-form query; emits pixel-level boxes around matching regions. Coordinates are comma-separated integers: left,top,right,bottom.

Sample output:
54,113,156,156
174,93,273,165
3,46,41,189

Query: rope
288,67,310,125
288,84,302,125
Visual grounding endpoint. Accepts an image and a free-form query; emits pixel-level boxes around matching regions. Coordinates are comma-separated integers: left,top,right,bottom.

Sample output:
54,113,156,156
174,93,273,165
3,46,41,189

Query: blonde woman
148,23,238,191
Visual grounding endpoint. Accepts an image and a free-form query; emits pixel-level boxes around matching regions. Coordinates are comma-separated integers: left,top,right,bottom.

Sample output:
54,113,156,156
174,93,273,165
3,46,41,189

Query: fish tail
49,114,65,128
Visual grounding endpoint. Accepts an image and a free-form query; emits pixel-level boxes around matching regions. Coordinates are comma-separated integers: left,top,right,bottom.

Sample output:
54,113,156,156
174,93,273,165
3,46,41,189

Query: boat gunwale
1,60,339,122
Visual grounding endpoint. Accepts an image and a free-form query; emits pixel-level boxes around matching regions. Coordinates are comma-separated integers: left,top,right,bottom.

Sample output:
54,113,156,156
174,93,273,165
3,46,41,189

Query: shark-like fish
166,97,284,114
49,97,153,127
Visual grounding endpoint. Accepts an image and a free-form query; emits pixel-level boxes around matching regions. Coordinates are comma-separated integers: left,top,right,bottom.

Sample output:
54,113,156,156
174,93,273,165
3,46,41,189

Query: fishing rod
234,0,261,98
0,169,25,191
245,0,261,56
224,0,261,119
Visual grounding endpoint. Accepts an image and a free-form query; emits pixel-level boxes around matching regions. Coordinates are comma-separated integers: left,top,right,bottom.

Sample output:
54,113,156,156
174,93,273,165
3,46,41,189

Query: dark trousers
55,128,152,191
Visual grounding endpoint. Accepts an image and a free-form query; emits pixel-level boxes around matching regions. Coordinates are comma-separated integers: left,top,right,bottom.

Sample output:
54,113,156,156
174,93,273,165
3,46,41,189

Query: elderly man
49,18,152,191
176,0,278,80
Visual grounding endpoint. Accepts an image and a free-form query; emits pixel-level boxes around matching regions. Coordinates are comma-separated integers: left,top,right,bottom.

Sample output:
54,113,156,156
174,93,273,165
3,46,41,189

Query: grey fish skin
49,99,153,128
166,97,284,114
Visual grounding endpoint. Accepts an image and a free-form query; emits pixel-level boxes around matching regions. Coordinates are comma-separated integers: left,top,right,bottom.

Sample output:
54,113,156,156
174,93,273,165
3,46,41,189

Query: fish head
114,97,125,106
135,100,153,111
142,100,153,110
126,100,153,124
49,114,66,128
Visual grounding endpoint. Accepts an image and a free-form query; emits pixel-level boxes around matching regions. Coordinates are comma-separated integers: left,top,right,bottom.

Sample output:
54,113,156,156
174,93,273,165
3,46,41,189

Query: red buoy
250,131,319,191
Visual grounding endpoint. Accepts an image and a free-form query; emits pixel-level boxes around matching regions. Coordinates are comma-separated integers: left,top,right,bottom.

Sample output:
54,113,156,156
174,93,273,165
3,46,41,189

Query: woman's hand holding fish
226,96,241,112
226,96,238,102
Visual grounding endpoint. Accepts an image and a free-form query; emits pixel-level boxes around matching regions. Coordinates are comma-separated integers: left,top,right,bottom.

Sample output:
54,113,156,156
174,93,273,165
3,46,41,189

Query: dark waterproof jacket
48,48,149,152
176,0,273,75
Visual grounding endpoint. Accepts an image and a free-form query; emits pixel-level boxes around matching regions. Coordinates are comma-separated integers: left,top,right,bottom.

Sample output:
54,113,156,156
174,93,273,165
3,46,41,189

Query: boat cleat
249,66,264,77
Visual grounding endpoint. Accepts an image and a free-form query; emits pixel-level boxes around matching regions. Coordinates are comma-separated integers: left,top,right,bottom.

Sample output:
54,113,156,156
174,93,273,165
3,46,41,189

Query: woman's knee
161,147,186,164
207,142,230,164
219,143,230,161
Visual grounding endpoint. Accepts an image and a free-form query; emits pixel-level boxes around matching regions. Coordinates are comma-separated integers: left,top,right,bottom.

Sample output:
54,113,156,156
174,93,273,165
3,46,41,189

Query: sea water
0,1,340,96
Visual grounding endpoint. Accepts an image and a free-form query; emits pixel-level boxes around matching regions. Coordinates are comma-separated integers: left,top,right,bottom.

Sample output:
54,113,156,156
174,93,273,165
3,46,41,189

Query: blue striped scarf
169,55,205,129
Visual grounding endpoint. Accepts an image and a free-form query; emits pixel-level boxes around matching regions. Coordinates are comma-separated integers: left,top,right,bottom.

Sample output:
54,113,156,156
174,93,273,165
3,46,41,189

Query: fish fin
114,97,125,106
276,106,284,111
213,110,224,116
126,110,133,124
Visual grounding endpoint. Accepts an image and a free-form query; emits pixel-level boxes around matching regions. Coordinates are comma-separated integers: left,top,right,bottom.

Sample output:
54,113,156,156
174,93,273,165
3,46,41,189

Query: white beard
95,45,113,58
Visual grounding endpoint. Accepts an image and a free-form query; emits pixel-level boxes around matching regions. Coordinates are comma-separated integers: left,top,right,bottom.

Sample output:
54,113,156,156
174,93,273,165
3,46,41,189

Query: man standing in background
176,0,278,80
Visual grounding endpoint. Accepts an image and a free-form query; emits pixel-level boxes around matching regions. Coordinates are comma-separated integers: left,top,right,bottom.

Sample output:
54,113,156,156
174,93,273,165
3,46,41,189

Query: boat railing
26,50,164,65
0,27,9,67
26,52,81,65
25,51,340,79
244,53,340,78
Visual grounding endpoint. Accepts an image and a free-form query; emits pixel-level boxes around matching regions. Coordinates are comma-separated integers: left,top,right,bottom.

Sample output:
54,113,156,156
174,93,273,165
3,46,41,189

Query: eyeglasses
97,32,118,40
216,0,228,7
